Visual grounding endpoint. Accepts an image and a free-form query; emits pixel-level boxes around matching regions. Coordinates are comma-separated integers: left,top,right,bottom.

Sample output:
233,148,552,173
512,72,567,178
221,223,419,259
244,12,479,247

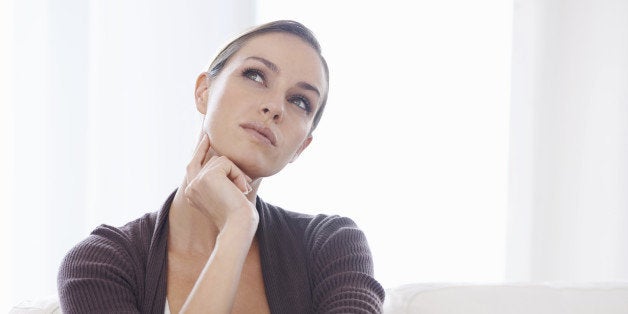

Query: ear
290,135,313,163
195,72,211,114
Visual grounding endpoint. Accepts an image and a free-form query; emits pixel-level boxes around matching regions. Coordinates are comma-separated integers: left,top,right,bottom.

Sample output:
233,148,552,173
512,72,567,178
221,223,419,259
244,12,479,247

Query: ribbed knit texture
58,190,385,313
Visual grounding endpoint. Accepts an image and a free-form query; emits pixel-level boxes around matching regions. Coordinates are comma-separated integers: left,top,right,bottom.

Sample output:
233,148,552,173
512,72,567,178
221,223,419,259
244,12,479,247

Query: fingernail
244,182,253,194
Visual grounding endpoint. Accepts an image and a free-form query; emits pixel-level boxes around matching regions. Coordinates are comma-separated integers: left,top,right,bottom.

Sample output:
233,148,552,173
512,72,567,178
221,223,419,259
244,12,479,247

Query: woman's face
196,32,327,179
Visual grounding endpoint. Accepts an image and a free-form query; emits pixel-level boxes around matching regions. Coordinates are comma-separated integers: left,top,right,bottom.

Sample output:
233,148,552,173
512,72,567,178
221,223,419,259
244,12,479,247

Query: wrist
221,203,259,237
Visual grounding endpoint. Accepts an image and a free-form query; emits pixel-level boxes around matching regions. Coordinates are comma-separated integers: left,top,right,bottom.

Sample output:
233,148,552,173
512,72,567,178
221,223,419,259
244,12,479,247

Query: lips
240,121,277,146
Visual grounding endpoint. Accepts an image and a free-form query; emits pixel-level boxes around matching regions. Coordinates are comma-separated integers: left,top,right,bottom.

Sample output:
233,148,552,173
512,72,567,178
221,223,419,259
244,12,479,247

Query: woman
58,20,385,313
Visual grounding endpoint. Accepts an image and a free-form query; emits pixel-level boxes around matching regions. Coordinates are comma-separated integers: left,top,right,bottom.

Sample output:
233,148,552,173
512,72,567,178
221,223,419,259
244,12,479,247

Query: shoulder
258,198,372,269
303,214,375,272
57,190,174,313
57,212,158,310
60,211,158,271
303,214,362,247
256,199,385,312
257,198,368,255
285,210,385,312
257,197,356,236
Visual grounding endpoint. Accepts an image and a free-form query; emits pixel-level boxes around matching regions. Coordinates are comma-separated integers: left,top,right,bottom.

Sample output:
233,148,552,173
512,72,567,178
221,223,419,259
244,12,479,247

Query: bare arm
180,212,257,313
178,133,258,313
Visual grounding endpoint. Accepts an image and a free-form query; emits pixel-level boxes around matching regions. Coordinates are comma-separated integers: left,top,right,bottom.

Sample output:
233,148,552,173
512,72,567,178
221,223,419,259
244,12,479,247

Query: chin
212,136,287,179
229,152,284,179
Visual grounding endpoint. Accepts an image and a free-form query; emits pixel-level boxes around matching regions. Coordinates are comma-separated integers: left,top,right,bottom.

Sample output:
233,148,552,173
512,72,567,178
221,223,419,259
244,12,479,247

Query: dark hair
207,20,329,133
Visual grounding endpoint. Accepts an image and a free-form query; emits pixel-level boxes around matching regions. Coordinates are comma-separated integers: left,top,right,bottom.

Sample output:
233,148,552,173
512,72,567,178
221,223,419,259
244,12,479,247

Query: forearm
180,214,258,313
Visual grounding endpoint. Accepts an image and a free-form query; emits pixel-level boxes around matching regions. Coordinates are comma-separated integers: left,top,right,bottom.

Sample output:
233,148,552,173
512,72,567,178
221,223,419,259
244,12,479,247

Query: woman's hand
179,133,261,314
183,133,257,231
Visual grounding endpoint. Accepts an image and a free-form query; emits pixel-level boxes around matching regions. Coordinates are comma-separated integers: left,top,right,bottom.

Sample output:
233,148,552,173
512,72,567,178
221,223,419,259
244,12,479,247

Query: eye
289,95,312,113
242,68,265,85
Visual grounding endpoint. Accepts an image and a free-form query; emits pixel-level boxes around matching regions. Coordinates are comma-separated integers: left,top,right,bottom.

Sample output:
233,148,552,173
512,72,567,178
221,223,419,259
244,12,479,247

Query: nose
260,99,284,122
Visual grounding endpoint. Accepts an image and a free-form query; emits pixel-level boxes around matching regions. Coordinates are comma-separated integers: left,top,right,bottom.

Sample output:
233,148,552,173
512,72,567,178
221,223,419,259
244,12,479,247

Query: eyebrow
297,82,320,97
246,56,279,73
246,56,321,97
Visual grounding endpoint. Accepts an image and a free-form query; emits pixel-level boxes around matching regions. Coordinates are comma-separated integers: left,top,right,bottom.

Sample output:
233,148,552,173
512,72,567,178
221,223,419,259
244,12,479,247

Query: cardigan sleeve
57,225,142,314
305,215,385,313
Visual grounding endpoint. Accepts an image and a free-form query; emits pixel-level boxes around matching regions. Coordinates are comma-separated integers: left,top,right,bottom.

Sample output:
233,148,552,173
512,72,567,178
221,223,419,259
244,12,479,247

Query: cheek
204,76,242,114
284,128,310,154
202,101,232,141
203,88,238,126
285,115,313,146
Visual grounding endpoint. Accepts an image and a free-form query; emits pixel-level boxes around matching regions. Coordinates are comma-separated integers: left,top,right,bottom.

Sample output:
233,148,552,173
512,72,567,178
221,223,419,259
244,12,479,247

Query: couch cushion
9,295,61,314
384,282,628,314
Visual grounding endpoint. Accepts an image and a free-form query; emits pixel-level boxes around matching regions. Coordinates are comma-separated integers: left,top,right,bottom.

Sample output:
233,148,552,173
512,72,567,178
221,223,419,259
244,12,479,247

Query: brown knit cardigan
57,190,385,313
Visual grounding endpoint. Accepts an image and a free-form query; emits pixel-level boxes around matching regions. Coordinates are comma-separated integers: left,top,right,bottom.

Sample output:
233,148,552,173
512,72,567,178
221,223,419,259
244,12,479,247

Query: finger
195,133,211,163
202,144,216,166
211,156,252,194
225,164,252,194
188,133,210,176
197,129,205,142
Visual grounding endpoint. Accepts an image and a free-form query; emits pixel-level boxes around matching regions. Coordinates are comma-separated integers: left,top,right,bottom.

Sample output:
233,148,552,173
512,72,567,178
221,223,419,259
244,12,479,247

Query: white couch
10,282,628,313
9,295,61,314
383,282,628,314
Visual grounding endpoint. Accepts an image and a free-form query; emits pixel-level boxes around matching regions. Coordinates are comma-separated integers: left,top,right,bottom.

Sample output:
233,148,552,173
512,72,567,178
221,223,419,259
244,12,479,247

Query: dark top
57,190,385,313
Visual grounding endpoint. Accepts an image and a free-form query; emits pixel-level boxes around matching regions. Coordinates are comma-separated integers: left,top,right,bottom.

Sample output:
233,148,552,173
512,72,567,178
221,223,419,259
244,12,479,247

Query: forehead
232,33,327,90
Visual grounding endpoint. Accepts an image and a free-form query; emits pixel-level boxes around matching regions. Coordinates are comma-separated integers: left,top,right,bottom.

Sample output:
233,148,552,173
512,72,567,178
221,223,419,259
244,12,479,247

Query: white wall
507,0,628,282
0,0,16,310
255,0,513,288
1,0,254,310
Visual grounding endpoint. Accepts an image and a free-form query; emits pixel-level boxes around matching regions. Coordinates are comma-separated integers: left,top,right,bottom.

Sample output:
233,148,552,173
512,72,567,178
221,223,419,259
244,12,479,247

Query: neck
167,177,262,255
